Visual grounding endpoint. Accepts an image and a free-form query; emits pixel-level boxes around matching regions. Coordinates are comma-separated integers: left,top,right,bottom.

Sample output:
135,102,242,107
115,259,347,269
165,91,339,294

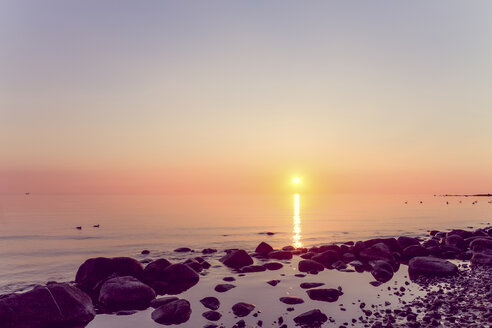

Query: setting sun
293,177,300,184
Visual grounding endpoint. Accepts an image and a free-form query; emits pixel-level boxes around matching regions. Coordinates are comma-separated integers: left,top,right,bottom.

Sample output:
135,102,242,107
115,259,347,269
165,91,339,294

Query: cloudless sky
1,1,492,194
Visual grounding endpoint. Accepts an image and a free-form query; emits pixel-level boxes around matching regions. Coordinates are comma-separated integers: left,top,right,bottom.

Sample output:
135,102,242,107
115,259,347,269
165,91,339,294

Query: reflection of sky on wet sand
292,193,302,248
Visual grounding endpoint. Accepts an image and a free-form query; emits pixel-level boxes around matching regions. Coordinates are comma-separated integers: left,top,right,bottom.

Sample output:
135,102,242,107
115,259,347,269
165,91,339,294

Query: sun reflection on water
292,193,302,248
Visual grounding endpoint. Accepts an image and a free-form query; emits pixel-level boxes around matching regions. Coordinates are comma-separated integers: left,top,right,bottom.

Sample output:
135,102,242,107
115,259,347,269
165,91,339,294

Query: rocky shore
1,225,492,328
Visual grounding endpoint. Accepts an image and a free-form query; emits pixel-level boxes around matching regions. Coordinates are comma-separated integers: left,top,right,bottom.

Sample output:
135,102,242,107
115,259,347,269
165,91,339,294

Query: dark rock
408,256,458,278
116,310,137,315
151,297,179,308
403,245,430,259
174,247,192,252
306,288,340,302
311,250,339,267
397,236,420,250
215,284,236,292
445,234,466,249
470,238,492,250
267,280,280,286
471,252,492,265
370,260,394,283
255,242,274,254
300,282,325,289
202,248,217,254
223,276,235,282
141,250,150,255
0,283,95,328
341,252,356,263
279,296,304,304
241,265,266,273
300,252,315,259
423,239,440,248
183,258,203,273
151,263,199,295
200,296,220,310
359,243,395,262
151,299,191,325
220,250,254,268
75,257,144,293
264,262,283,270
268,250,293,260
202,310,222,321
232,302,255,317
364,238,400,252
293,309,328,327
298,260,324,273
98,276,155,311
282,245,295,251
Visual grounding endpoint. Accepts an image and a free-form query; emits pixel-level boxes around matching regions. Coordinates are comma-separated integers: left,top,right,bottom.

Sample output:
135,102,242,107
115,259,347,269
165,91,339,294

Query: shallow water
0,193,490,294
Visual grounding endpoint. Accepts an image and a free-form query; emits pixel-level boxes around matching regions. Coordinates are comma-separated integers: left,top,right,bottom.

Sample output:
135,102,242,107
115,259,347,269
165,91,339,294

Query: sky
1,1,492,194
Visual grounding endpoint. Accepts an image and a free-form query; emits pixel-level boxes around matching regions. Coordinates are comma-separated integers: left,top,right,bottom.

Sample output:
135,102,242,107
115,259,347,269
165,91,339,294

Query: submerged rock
0,283,95,328
408,256,458,278
98,276,155,312
232,302,255,317
174,247,192,252
293,309,328,327
151,299,191,325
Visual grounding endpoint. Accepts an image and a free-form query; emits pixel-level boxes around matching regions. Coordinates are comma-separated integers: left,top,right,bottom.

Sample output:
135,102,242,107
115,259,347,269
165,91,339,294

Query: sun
293,177,300,184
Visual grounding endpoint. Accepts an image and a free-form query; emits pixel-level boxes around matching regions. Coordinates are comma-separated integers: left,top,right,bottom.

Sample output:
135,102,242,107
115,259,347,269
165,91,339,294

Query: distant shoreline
439,193,492,197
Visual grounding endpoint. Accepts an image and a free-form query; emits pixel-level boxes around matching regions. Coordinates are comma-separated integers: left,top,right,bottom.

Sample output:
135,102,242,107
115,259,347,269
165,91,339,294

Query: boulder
202,310,222,321
75,257,144,293
151,299,191,325
282,245,295,251
202,248,217,254
145,263,199,295
232,302,255,317
300,252,315,259
264,262,283,270
220,250,254,269
150,297,179,309
214,284,236,293
408,256,458,278
293,309,328,327
402,245,430,259
98,276,155,312
471,252,492,265
0,283,95,328
255,242,274,254
279,296,304,304
174,247,192,252
240,265,266,273
311,250,339,267
306,288,340,302
298,260,324,273
370,260,394,283
183,258,203,273
143,259,172,282
445,234,466,249
364,238,400,252
268,250,293,260
300,282,325,289
200,296,220,310
397,236,420,250
469,238,492,250
318,245,340,254
359,243,395,262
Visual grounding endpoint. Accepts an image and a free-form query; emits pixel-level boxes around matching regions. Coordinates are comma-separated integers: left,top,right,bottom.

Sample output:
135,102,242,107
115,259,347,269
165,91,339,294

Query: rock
445,234,466,249
151,299,191,325
306,288,340,302
282,245,295,251
359,243,395,262
370,260,394,283
98,276,155,312
471,252,492,265
200,296,220,310
214,284,236,292
202,310,222,321
0,283,95,328
311,250,339,267
298,260,324,273
202,248,217,254
279,296,304,304
240,265,266,273
150,297,179,308
264,262,283,270
364,238,400,252
75,257,144,293
142,259,172,294
267,280,280,286
223,276,235,282
268,250,293,260
220,250,254,269
255,242,274,254
397,236,420,250
403,245,430,259
300,282,325,289
116,310,137,315
232,302,255,317
300,252,315,259
149,263,199,295
319,244,340,253
183,258,203,272
470,238,492,250
174,247,192,252
141,250,150,255
408,256,458,278
293,309,328,327
341,252,356,263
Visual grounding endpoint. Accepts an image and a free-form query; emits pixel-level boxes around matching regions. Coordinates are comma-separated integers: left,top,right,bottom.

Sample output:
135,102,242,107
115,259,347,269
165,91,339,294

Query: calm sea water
0,193,490,294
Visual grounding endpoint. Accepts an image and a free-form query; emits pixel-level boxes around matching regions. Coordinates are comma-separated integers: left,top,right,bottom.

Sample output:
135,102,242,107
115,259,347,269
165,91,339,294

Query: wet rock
150,263,199,295
141,250,150,255
200,296,220,310
370,260,394,283
282,245,295,251
306,288,340,302
223,276,235,282
241,265,267,273
202,310,222,321
268,250,293,260
174,247,192,252
319,244,340,254
471,252,492,265
359,243,395,262
403,245,430,259
293,309,328,327
215,284,236,292
408,256,458,278
364,238,400,252
255,242,274,254
397,236,420,250
300,282,325,289
279,296,304,304
232,302,255,317
341,252,356,263
151,299,191,325
98,276,155,312
264,262,283,270
445,234,466,249
220,250,254,269
150,296,179,308
202,248,217,254
470,238,492,250
0,282,95,328
75,257,144,294
300,252,315,259
311,250,339,267
267,280,280,286
298,259,324,273
183,258,203,273
116,310,137,315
